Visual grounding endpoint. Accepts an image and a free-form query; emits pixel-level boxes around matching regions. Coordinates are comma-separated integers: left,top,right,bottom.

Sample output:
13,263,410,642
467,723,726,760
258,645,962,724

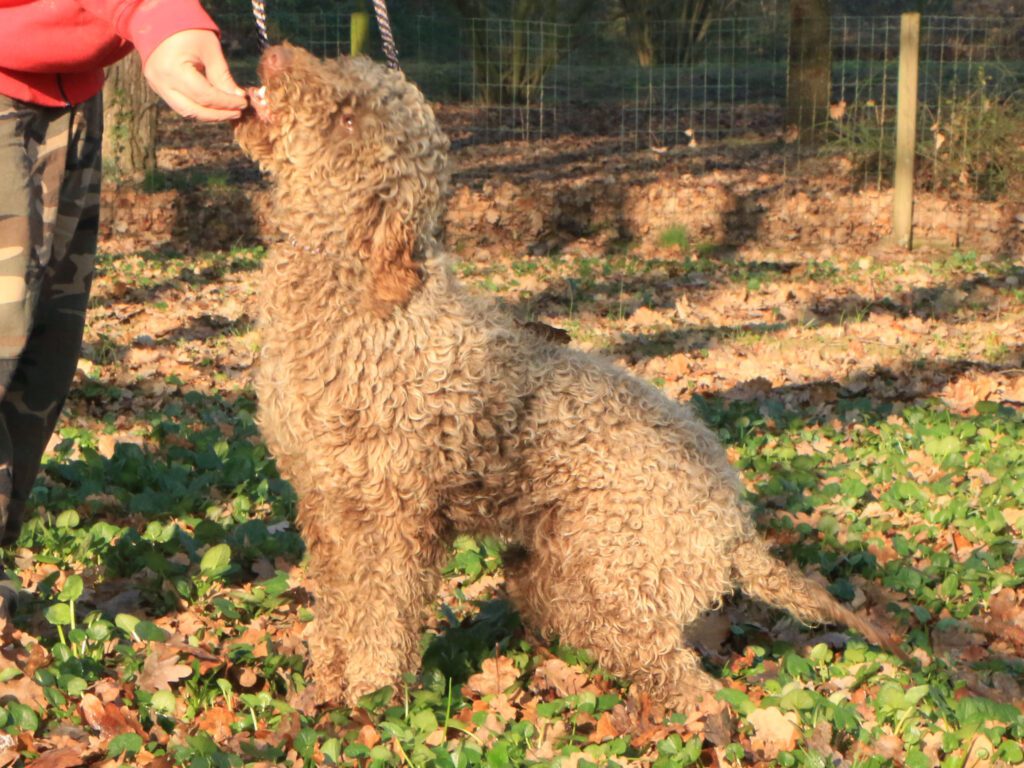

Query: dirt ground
97,112,1024,415
2,105,1014,768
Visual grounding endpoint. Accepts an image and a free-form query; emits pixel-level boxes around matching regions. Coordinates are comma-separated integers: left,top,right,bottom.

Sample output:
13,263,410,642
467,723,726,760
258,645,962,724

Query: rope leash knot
250,0,400,70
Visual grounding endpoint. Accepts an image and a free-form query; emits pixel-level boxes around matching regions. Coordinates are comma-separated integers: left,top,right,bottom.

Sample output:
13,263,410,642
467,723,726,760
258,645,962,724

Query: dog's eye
342,113,355,131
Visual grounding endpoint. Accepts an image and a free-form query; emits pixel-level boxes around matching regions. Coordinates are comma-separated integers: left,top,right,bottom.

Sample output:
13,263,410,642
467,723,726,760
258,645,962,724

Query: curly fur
235,44,904,710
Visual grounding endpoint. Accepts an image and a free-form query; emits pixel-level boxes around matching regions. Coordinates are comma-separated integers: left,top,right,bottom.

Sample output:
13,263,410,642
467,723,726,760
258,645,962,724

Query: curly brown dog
235,44,904,710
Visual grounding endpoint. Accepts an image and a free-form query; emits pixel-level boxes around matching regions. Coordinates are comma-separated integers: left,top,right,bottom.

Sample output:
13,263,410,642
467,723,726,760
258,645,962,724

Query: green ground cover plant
0,142,1021,767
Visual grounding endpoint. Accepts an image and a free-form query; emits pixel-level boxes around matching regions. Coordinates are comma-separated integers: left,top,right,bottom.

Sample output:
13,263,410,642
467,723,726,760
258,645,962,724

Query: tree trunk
621,0,656,66
102,53,158,183
619,0,716,67
452,0,598,105
786,0,831,144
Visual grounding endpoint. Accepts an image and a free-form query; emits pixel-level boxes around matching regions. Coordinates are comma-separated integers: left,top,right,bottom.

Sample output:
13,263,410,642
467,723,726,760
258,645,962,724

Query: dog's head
235,43,450,314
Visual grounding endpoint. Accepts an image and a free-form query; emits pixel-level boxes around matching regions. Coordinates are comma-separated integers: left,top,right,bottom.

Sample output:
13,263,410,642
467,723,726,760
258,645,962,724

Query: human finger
171,65,247,113
199,45,247,103
158,85,244,122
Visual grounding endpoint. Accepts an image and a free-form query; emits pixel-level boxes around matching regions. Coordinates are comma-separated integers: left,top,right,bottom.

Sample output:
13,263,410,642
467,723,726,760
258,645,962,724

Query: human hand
143,29,248,121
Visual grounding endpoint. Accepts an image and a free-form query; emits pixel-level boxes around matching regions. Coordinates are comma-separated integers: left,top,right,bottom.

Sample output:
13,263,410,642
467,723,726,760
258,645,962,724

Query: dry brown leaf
458,572,504,602
560,752,597,768
358,724,381,749
747,706,800,758
23,642,51,677
868,733,905,761
1002,508,1024,533
424,727,447,748
487,693,518,721
694,693,736,747
988,589,1021,626
79,693,138,738
465,656,519,697
531,658,589,697
805,721,837,761
626,306,668,329
236,667,259,689
941,374,998,412
478,709,507,743
93,678,122,704
525,719,566,762
195,706,237,743
906,449,943,483
687,613,733,658
590,711,620,744
137,646,192,692
0,672,47,709
24,748,85,768
723,377,774,401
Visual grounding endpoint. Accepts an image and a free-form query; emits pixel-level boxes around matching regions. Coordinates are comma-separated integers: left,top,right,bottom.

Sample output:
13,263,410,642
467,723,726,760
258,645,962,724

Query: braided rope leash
251,0,269,50
371,0,401,71
251,0,398,69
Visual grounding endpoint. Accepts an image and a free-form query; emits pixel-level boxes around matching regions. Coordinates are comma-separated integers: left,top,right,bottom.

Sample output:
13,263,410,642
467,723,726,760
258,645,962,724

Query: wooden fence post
351,11,370,57
893,12,921,249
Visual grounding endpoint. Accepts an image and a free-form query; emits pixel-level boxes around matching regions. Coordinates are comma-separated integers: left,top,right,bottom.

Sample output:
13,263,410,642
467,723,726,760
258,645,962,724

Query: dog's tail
732,538,910,662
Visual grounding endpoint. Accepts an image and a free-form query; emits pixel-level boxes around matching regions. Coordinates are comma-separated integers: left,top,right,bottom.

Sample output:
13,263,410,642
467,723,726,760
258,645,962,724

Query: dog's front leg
296,493,446,709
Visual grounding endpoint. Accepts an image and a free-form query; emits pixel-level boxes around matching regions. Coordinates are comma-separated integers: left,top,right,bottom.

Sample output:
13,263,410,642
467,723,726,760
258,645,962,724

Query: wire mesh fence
614,16,789,148
456,18,573,141
218,9,353,64
216,10,1023,191
829,15,1024,193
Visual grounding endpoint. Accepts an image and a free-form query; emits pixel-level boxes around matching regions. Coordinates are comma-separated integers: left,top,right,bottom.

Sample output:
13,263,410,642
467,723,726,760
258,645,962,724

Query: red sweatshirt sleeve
76,0,220,64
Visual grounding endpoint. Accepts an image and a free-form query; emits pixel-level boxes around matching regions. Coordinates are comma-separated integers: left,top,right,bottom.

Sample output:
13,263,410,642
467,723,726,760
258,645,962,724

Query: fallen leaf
747,706,800,758
423,727,446,747
195,706,236,743
137,646,192,692
1001,508,1024,533
697,694,736,747
868,733,905,761
358,724,380,749
80,693,140,739
525,719,566,762
688,613,733,658
531,658,589,697
560,753,597,768
23,643,50,677
0,672,47,709
25,748,85,768
590,712,620,744
93,679,121,703
235,667,259,690
487,693,518,721
465,656,519,697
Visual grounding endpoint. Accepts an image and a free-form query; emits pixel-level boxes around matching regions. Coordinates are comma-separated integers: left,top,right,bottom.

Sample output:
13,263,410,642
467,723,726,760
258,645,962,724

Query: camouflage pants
0,93,102,545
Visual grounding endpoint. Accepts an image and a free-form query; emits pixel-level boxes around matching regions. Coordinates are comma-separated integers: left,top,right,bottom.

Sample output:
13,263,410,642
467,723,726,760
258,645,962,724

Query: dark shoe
0,578,19,622
0,498,23,547
0,464,10,538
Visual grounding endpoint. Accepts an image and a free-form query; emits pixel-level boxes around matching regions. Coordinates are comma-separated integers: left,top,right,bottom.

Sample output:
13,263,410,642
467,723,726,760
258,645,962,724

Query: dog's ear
364,207,423,317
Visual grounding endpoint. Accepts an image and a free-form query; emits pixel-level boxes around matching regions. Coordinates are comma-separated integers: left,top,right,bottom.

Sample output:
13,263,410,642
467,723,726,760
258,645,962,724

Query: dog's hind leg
505,542,721,711
298,492,448,708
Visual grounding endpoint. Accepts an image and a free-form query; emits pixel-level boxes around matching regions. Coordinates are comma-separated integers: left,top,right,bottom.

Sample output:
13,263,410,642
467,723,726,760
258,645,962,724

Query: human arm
79,0,247,121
